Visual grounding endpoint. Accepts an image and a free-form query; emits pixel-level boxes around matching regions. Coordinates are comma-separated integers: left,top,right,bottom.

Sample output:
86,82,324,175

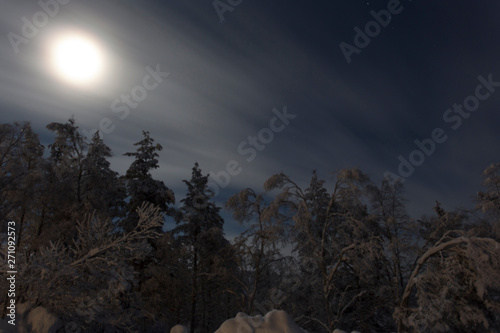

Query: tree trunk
190,249,198,333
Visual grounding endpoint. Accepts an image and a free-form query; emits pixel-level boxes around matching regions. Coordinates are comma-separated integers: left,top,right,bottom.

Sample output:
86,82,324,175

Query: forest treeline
1,119,500,333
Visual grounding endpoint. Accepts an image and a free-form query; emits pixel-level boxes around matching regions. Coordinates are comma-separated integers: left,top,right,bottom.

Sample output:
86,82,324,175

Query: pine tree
37,117,89,247
0,122,44,253
173,162,226,333
122,130,174,232
81,131,126,221
46,117,87,203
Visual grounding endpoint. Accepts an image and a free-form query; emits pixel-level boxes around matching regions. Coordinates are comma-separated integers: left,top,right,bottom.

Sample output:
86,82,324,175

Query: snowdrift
170,325,189,333
214,310,308,333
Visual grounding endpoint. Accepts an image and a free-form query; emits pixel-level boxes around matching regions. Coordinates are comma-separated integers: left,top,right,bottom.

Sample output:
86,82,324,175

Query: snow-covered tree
395,230,500,332
416,201,465,253
264,169,383,332
476,163,500,240
81,131,126,221
46,117,88,203
0,122,44,252
32,118,90,249
366,177,418,330
226,188,288,315
122,130,174,232
173,162,230,333
140,230,192,328
10,203,166,332
393,184,500,333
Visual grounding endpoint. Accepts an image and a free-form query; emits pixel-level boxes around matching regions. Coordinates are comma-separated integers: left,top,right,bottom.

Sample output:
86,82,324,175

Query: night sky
1,0,499,236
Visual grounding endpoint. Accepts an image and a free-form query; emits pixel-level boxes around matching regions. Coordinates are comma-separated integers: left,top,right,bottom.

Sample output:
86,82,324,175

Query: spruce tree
122,130,174,232
82,131,126,221
0,122,44,253
43,117,89,246
173,162,226,333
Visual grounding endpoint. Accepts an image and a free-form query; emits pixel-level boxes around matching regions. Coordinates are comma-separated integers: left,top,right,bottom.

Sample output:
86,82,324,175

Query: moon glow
48,31,105,87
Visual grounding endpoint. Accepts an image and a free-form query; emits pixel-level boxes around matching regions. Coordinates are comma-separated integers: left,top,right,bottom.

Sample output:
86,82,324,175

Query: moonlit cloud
1,0,500,227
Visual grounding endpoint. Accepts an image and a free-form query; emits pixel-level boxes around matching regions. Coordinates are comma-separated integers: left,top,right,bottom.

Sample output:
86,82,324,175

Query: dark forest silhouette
1,119,500,332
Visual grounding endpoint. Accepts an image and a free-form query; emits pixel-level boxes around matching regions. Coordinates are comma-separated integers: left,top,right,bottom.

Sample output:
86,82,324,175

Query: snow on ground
212,310,362,333
170,325,189,333
1,308,361,333
214,310,308,333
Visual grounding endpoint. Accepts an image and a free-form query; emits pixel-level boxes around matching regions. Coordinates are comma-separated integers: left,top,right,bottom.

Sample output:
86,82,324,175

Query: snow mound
170,324,189,333
24,306,62,333
215,310,308,333
0,302,62,333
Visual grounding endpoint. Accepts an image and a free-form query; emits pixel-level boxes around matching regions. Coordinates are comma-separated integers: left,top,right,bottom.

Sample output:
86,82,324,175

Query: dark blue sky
1,0,499,237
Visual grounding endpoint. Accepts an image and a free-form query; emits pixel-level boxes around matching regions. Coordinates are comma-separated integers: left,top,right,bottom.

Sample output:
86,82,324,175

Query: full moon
48,31,105,87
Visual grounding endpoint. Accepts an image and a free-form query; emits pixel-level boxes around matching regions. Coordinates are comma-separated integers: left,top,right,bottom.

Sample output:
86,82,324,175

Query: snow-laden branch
70,202,164,267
